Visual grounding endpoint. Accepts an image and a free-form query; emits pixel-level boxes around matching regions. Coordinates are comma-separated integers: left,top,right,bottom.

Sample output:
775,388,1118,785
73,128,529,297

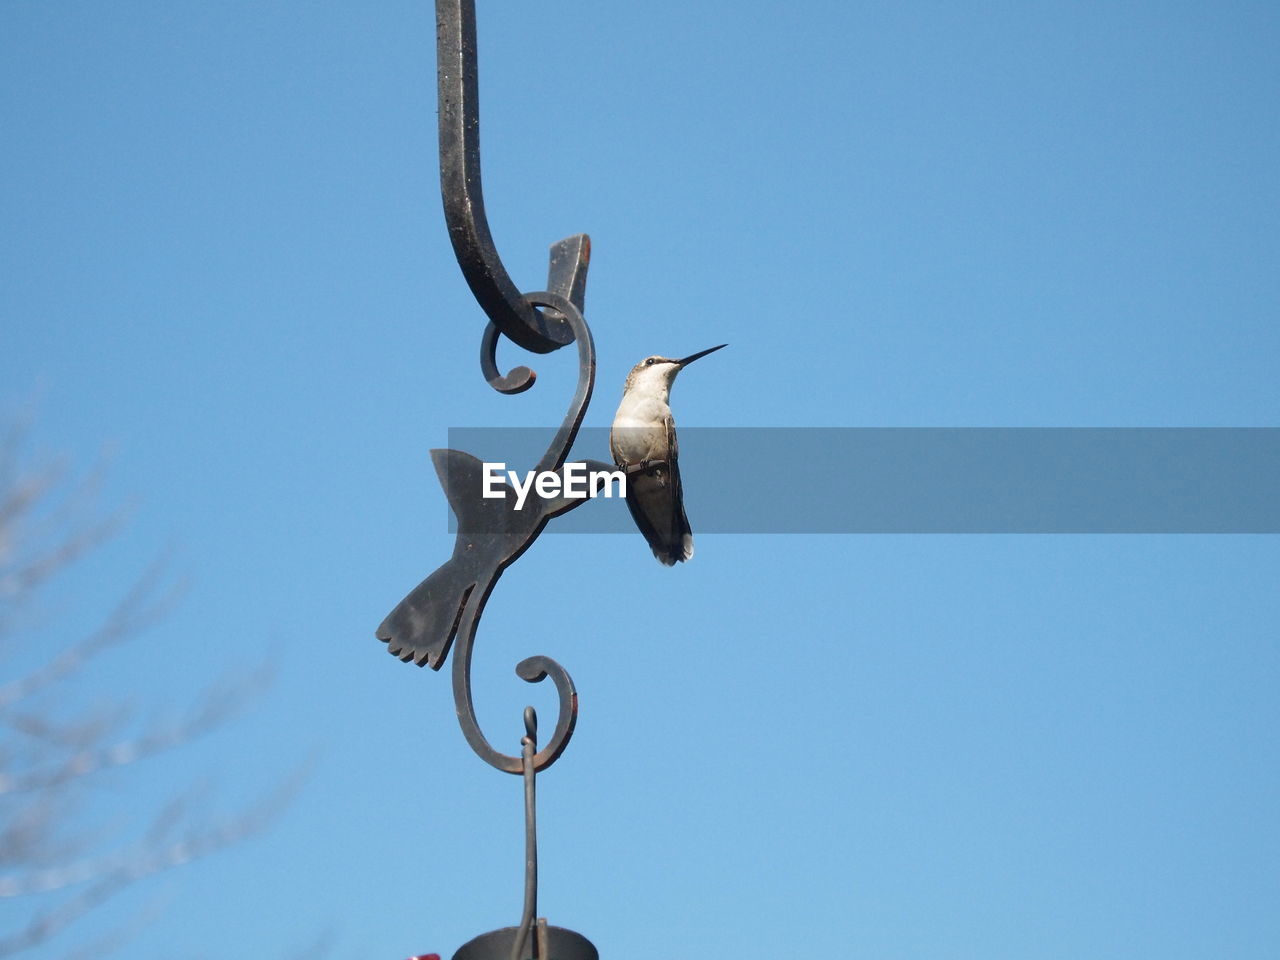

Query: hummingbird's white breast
610,392,672,464
610,361,680,465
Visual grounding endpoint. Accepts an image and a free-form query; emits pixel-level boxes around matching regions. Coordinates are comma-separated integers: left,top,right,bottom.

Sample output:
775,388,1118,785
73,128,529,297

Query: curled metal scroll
377,293,611,773
478,234,590,395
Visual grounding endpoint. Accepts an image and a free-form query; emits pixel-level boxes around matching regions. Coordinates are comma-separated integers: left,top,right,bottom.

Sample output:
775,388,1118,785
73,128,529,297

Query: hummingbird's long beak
677,343,728,366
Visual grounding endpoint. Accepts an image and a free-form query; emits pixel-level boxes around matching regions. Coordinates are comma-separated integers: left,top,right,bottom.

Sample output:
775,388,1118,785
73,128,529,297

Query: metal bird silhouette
377,448,612,668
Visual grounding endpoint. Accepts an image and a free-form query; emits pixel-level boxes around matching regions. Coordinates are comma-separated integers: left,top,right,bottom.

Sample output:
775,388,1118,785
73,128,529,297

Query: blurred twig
0,421,298,956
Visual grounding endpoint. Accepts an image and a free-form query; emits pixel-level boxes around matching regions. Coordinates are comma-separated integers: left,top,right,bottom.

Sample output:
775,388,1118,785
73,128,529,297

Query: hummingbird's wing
622,414,694,565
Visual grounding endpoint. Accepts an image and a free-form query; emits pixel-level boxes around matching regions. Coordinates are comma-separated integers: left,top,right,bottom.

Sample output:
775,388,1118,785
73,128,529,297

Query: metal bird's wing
622,413,694,565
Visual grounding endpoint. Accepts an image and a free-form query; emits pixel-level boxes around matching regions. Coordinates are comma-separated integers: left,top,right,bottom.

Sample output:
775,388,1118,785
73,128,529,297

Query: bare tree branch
0,760,305,899
0,556,184,712
0,872,130,957
0,423,300,956
53,891,171,960
0,460,120,609
0,664,269,796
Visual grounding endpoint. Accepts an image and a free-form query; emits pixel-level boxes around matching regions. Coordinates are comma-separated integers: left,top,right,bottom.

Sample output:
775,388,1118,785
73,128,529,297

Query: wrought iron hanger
380,0,609,776
379,3,606,957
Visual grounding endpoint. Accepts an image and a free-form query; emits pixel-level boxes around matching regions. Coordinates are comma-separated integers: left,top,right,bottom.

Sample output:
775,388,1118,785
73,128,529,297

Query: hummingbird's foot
624,459,669,477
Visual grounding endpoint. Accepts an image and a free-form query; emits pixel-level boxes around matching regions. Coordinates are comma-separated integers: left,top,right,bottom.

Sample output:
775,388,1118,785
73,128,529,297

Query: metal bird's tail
376,449,490,669
376,562,473,669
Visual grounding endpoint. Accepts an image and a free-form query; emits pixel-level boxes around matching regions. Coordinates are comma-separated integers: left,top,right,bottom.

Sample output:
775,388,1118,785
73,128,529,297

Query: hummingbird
610,344,727,565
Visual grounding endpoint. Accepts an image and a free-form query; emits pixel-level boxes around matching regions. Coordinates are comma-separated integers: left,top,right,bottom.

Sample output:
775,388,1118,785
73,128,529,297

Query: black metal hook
437,0,590,363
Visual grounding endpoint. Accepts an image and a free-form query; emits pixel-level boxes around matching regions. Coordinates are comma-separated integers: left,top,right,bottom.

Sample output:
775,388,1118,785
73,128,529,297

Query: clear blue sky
2,1,1278,957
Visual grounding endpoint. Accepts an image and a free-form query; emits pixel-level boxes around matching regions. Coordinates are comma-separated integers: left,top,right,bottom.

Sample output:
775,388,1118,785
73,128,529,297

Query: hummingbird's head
623,344,727,396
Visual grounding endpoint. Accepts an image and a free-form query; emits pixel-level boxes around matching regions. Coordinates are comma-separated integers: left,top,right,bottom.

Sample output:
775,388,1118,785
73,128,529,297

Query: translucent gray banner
443,428,1280,534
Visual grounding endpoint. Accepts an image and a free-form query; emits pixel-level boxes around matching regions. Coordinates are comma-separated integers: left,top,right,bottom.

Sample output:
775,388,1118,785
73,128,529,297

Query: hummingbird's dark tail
624,464,694,565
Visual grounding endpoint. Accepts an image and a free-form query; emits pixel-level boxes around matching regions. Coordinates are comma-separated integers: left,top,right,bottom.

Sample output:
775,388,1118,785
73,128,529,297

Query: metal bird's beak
677,343,728,366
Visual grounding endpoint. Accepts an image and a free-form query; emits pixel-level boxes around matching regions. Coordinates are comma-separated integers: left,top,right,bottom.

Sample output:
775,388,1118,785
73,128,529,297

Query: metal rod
511,706,539,960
